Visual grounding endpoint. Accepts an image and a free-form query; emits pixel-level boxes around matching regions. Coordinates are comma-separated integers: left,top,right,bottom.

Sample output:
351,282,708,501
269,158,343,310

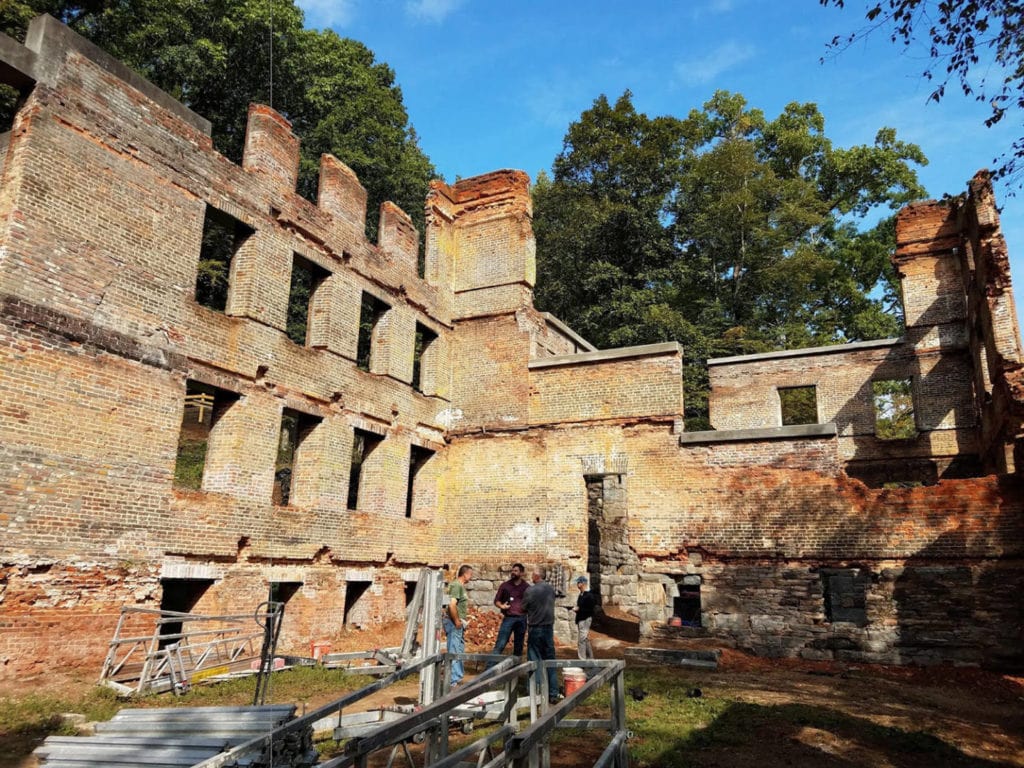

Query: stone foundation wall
639,558,1024,668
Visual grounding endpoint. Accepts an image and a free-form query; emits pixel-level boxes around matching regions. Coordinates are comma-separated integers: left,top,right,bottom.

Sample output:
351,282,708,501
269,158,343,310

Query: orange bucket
564,667,587,696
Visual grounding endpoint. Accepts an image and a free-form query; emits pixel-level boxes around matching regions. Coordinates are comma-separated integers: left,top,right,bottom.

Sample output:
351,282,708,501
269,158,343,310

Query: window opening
778,385,818,426
343,580,372,625
404,580,418,607
174,381,237,490
269,581,301,605
348,428,384,510
405,445,435,518
820,568,869,626
286,254,330,345
196,206,253,311
673,576,702,627
412,323,438,393
158,578,212,648
275,409,321,506
356,292,390,372
872,378,916,439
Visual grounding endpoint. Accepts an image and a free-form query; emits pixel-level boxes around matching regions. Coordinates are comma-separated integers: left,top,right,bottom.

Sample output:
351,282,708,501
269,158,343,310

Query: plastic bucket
310,640,332,660
564,666,586,696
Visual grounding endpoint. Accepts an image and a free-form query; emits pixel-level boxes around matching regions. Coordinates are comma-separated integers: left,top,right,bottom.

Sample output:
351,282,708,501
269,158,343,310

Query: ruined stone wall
448,420,1024,665
0,17,452,679
707,340,979,483
2,16,1022,680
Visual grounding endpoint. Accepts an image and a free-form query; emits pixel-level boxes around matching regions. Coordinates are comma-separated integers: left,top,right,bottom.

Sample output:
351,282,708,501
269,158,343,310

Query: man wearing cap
572,575,597,660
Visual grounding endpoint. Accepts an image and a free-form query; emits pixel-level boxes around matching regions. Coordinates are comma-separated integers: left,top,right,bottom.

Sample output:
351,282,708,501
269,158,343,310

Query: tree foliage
534,91,926,428
0,0,435,238
822,0,1024,181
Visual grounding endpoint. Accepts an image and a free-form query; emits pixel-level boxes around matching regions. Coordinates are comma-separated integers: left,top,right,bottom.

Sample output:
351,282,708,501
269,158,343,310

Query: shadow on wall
647,700,1012,768
893,521,1024,671
829,286,980,486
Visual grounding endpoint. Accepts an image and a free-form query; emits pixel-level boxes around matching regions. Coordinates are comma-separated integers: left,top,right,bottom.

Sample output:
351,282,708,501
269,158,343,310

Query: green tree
0,0,435,238
822,1,1024,181
534,90,926,428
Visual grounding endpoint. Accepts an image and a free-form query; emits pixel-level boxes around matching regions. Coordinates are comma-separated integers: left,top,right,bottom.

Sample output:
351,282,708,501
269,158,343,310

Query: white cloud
406,0,467,23
297,0,357,28
675,41,755,87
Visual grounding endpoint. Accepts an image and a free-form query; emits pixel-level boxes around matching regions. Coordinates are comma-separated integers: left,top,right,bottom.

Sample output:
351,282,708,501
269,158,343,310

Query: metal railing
188,652,628,768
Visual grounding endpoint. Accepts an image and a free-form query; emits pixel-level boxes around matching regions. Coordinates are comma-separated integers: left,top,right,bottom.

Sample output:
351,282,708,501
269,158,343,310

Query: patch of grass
173,438,207,489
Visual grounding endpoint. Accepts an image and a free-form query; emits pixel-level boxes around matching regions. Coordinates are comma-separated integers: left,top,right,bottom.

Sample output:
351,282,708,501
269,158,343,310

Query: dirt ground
323,623,1024,767
5,622,1023,767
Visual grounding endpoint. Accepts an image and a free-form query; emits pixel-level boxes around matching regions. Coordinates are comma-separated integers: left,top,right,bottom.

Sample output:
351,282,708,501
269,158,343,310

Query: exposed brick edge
1,295,184,370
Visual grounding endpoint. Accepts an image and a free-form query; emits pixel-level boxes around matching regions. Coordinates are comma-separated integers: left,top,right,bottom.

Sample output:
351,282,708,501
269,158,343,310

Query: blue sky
297,0,1023,330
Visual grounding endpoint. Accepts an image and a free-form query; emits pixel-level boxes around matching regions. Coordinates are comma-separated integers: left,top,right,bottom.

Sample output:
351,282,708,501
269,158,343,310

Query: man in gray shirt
521,566,560,702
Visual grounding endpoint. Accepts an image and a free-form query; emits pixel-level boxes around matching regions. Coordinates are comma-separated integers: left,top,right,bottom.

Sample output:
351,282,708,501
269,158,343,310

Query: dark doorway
673,577,702,627
158,578,212,647
344,580,372,625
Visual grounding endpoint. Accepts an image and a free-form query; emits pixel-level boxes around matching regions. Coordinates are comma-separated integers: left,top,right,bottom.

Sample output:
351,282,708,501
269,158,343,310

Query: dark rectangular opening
412,323,438,393
269,581,301,605
344,580,372,625
356,292,390,372
196,206,253,312
348,428,383,510
159,578,213,648
174,381,237,490
286,254,330,345
404,580,418,607
873,378,917,439
673,578,702,627
275,408,322,506
405,445,434,518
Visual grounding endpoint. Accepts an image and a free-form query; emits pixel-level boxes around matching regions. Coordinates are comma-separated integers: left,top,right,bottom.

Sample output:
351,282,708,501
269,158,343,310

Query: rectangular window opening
405,445,435,518
343,580,372,626
779,385,818,426
268,581,302,605
412,323,438,393
872,378,916,440
286,254,330,346
820,569,869,627
159,578,213,648
404,580,418,607
196,206,253,312
174,381,237,490
356,292,390,372
672,577,702,627
275,408,322,507
348,428,384,510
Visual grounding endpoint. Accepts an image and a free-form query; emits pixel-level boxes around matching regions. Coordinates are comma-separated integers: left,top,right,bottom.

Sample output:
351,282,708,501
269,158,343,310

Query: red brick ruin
0,17,1021,681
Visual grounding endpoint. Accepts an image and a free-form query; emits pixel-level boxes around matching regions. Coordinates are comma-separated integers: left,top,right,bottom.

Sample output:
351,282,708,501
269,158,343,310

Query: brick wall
1,18,1022,680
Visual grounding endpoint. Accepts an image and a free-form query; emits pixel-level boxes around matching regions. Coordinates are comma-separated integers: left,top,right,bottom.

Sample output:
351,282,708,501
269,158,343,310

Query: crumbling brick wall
1,15,1022,681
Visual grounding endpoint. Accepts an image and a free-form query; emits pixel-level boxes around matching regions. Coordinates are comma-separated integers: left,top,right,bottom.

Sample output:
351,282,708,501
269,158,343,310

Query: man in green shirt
444,564,473,686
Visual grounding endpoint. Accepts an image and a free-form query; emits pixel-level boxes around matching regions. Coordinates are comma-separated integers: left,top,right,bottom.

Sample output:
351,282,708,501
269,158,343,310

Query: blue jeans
527,623,558,697
487,615,526,669
443,616,465,685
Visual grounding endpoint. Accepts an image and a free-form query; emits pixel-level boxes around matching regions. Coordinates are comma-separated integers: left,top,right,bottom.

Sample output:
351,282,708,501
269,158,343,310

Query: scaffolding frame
99,604,285,696
189,653,628,768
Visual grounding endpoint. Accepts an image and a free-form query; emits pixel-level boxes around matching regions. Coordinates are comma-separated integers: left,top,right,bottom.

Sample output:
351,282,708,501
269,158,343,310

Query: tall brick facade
1,17,1022,680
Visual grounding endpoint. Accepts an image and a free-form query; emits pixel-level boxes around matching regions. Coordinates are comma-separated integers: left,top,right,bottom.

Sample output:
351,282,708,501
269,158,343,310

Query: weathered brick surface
1,19,1022,679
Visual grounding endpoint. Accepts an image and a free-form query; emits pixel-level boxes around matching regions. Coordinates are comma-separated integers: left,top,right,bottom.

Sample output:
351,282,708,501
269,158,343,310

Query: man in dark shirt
486,563,528,669
522,566,560,702
572,575,597,660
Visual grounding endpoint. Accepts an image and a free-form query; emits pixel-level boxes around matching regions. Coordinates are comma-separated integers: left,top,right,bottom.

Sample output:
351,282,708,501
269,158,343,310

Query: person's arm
494,584,509,611
447,590,461,628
